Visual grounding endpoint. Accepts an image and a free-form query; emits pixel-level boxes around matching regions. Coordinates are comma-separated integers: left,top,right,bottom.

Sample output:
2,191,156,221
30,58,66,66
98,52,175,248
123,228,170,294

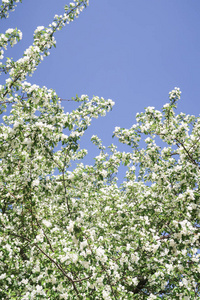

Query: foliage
0,1,199,299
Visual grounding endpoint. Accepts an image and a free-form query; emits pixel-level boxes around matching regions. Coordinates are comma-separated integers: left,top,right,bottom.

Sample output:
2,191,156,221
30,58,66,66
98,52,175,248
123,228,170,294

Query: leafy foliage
0,1,199,299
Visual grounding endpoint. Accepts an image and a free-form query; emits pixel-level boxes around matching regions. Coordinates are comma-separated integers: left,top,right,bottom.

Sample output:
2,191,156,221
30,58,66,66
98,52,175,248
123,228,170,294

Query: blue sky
1,0,200,176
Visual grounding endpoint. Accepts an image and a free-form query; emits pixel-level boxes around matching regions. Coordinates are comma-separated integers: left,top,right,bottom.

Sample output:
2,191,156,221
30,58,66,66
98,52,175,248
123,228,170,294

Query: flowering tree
0,1,199,299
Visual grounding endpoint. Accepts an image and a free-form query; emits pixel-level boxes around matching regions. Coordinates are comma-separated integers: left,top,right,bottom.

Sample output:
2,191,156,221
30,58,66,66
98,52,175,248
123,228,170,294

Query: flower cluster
0,0,22,19
0,1,199,299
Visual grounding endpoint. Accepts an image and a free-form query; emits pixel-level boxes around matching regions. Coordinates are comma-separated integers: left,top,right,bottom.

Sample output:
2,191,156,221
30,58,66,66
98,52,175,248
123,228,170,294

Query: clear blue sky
1,0,200,173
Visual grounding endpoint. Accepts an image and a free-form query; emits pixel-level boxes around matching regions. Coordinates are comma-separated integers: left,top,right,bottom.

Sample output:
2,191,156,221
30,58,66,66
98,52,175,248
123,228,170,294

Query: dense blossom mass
0,1,199,299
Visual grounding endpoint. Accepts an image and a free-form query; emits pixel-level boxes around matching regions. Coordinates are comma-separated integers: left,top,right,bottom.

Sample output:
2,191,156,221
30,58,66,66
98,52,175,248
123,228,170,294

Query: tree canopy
0,1,199,299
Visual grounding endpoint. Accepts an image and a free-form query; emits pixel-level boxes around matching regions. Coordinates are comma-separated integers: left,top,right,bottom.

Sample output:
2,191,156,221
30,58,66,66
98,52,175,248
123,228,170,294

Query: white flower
0,273,6,280
132,277,138,285
80,94,87,100
102,290,111,299
23,138,32,145
32,179,39,187
70,253,78,263
35,26,44,33
131,252,139,263
0,51,4,60
60,254,69,263
96,247,107,262
101,170,107,177
182,278,188,287
96,276,104,286
108,99,115,106
21,279,28,285
67,220,74,233
165,264,173,273
81,260,90,268
42,220,52,228
6,78,12,85
96,247,105,257
6,28,14,34
80,240,87,251
35,234,43,243
146,106,155,112
60,293,68,300
50,275,56,284
18,30,22,39
70,131,77,138
67,172,74,181
147,294,157,300
32,264,40,273
163,103,170,108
